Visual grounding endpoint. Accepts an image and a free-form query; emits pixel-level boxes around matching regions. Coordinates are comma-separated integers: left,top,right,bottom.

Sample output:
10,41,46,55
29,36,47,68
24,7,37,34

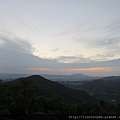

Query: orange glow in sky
28,67,111,74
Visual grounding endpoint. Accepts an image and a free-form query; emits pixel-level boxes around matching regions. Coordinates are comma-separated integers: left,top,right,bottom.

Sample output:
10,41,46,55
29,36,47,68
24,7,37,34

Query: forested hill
59,76,120,103
79,76,120,102
1,75,120,120
11,75,97,103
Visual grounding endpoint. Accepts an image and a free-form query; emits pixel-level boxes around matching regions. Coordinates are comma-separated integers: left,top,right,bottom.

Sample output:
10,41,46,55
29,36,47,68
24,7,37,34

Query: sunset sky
0,0,120,76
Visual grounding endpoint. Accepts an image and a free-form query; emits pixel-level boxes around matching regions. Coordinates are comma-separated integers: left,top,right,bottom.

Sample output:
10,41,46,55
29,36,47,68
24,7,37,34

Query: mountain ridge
41,73,101,81
10,75,97,103
59,76,120,103
0,73,101,81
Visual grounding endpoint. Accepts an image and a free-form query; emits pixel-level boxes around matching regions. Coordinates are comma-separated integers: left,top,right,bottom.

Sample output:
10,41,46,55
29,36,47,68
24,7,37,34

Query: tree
10,78,39,115
0,82,13,115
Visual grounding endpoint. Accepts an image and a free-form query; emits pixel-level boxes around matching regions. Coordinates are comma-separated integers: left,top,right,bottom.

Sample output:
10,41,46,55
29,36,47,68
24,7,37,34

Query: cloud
53,18,120,64
54,22,89,40
90,53,114,61
15,15,33,32
16,16,42,34
71,19,120,55
51,48,59,52
87,19,120,47
88,37,120,60
54,31,69,38
0,33,120,75
0,34,61,73
83,20,120,60
90,37,120,47
56,55,93,63
105,18,120,35
0,35,33,54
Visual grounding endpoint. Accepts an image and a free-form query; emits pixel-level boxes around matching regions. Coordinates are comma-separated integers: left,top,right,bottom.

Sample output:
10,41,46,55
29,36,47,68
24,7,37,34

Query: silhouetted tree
10,78,39,115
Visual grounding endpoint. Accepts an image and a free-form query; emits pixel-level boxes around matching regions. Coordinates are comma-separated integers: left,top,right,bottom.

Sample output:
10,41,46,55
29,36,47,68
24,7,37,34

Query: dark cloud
0,35,61,73
0,35,33,54
0,34,120,74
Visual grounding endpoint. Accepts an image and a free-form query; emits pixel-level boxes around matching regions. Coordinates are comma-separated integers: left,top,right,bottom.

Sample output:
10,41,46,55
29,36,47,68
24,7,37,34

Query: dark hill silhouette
11,75,97,103
99,76,120,80
61,76,120,102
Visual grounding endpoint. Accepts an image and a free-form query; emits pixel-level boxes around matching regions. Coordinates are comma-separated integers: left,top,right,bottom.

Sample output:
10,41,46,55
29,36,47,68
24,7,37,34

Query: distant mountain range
41,73,101,81
0,73,101,81
0,73,31,81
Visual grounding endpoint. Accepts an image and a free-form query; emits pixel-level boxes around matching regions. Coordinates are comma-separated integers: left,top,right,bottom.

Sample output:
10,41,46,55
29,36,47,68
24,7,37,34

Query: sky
0,0,120,76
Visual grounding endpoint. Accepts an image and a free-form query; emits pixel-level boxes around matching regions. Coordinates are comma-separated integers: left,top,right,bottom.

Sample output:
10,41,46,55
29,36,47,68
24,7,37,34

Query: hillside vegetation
58,76,120,103
0,75,120,120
